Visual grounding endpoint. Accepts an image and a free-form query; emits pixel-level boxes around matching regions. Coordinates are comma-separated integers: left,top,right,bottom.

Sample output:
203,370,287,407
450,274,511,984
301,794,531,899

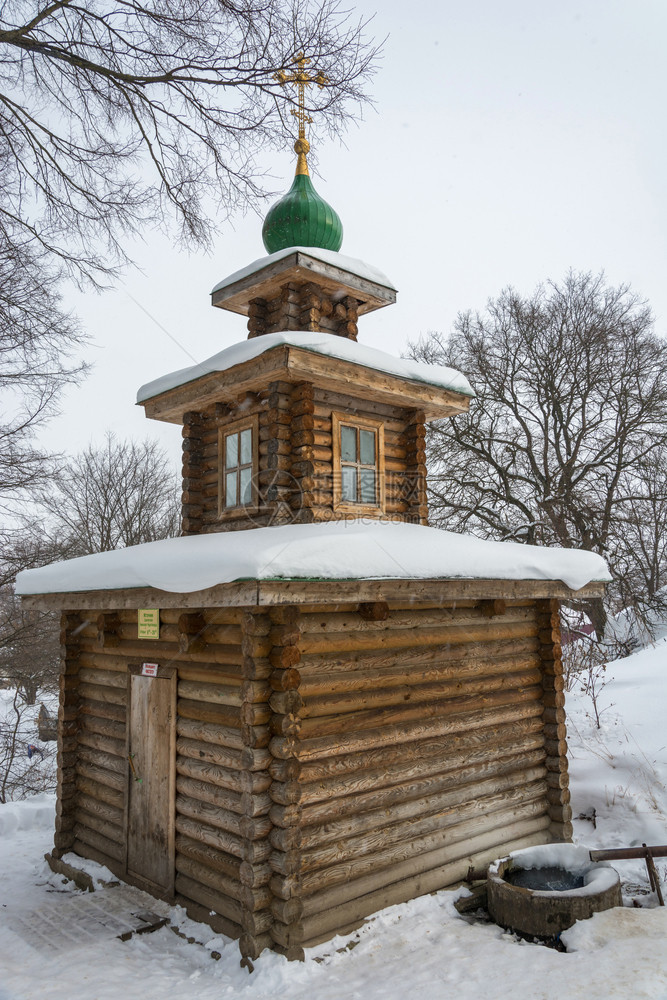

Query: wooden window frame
218,414,259,518
332,411,385,515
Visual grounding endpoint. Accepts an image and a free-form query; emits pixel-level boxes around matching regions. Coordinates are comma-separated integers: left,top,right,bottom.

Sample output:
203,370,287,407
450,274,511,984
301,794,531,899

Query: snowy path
1,803,666,1000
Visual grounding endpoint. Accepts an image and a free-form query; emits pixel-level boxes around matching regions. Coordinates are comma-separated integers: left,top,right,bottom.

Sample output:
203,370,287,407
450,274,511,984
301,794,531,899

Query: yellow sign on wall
138,608,160,639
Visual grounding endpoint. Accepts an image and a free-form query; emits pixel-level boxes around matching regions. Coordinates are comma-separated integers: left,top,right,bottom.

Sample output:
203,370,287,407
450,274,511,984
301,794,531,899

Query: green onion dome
262,139,343,254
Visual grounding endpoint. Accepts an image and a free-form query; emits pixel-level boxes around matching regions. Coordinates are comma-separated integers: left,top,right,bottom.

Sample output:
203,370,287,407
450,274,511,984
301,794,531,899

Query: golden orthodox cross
275,52,328,174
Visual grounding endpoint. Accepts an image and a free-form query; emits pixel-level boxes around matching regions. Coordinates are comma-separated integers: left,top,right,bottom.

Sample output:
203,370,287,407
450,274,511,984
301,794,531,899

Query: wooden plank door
126,665,176,897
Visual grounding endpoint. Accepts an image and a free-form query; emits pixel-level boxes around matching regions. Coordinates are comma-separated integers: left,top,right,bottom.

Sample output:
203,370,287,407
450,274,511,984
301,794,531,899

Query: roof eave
211,249,397,317
20,577,607,611
139,344,471,424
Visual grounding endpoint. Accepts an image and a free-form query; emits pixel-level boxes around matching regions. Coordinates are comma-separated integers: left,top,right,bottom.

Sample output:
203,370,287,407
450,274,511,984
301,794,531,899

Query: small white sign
141,662,159,677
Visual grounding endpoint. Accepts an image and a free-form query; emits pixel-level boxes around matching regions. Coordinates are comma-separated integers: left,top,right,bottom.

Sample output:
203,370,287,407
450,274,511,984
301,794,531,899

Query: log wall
183,386,428,533
54,597,570,962
246,283,359,341
266,598,560,956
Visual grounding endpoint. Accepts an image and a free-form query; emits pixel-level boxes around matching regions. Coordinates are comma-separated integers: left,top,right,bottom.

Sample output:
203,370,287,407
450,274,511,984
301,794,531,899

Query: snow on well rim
488,844,621,898
135,330,474,403
15,520,611,597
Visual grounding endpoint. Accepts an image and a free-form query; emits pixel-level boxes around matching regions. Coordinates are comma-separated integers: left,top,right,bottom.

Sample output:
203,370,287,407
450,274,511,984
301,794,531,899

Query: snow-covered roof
15,520,610,597
136,331,474,404
210,246,396,297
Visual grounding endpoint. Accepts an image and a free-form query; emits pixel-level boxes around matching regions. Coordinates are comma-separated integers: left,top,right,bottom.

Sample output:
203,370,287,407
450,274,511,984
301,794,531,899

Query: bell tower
138,53,471,534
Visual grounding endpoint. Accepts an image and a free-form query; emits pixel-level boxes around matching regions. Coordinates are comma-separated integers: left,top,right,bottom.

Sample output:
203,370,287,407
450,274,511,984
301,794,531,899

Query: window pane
360,429,376,466
240,428,252,466
225,471,238,507
341,466,357,503
340,425,357,463
240,466,253,505
360,468,376,504
225,433,238,469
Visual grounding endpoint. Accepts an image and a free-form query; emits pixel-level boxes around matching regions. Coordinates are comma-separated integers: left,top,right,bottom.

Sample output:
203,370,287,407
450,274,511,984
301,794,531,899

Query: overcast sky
40,0,667,463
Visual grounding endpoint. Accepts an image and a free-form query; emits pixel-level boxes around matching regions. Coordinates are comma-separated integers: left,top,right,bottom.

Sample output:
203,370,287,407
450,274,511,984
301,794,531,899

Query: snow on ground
566,637,667,891
1,645,666,1000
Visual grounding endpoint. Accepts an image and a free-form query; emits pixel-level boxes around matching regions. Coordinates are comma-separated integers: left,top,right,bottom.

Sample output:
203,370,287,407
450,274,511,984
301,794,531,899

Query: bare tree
0,528,71,703
48,432,180,554
0,0,379,282
0,687,57,802
411,272,667,636
0,238,86,513
1,433,179,719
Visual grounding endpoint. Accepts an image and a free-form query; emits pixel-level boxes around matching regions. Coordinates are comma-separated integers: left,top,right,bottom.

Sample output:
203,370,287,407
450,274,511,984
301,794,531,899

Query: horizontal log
78,636,245,668
77,729,125,760
177,698,242,731
279,714,544,792
279,666,541,720
78,744,126,776
542,706,566,725
176,734,270,775
175,854,271,911
177,680,245,707
299,620,539,656
176,718,244,751
271,699,544,763
78,682,126,707
175,833,270,889
176,753,271,800
299,605,536,635
297,635,541,677
174,815,269,865
75,651,134,674
78,666,126,688
176,775,271,827
79,697,125,724
296,652,540,700
175,873,245,927
73,823,124,862
275,818,551,937
176,793,270,841
273,739,546,820
174,667,244,688
176,762,264,811
270,783,548,878
79,713,125,742
73,780,124,815
260,438,292,457
175,875,272,938
296,683,544,740
273,763,547,851
76,760,125,793
73,808,123,845
71,840,125,880
77,791,124,828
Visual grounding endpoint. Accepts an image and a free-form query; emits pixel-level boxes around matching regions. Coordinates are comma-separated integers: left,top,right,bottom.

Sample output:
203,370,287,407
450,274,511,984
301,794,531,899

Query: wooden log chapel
17,66,608,964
